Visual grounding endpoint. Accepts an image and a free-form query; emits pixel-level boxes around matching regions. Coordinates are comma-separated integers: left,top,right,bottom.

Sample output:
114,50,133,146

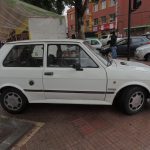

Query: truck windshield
83,41,112,66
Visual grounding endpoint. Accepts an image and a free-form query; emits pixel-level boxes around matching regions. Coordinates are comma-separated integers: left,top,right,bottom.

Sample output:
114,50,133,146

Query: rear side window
3,44,44,67
101,36,108,39
132,38,143,43
91,40,99,45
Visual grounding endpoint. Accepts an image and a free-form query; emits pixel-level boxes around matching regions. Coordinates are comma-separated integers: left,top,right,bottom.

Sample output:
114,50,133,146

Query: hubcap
4,92,22,111
129,91,144,111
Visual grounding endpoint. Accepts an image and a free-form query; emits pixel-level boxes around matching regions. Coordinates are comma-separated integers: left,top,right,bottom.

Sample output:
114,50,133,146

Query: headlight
136,49,143,53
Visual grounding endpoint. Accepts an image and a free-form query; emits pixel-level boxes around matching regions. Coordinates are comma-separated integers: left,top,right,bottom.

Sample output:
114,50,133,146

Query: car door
117,39,128,56
131,38,144,56
2,43,45,102
43,42,107,101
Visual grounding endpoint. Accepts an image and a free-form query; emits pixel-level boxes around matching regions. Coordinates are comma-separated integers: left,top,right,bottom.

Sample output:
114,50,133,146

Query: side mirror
73,63,83,71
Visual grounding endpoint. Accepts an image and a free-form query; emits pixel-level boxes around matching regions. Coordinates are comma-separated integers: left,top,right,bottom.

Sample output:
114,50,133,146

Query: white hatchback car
0,39,150,115
85,38,102,50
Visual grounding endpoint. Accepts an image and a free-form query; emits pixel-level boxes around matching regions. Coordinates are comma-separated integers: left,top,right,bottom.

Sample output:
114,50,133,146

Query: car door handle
44,72,54,76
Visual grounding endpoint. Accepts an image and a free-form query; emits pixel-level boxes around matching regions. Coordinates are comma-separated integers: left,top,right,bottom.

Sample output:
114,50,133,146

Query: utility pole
127,0,131,61
127,0,142,61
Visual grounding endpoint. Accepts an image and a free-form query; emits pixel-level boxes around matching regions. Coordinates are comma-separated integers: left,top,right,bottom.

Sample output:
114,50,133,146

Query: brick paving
0,58,150,150
0,104,150,150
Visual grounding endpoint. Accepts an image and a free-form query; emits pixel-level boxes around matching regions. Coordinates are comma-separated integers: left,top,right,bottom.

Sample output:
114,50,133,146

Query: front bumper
135,51,145,61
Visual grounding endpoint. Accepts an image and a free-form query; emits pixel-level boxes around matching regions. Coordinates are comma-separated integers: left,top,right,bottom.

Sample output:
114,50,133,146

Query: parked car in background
99,34,111,46
142,34,150,40
85,38,102,50
99,34,122,46
135,44,150,61
0,39,150,115
102,36,150,57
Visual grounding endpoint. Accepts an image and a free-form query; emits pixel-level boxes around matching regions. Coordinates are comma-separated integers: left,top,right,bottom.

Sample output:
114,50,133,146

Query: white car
135,44,150,61
85,38,102,50
100,34,111,46
100,34,122,46
0,39,150,115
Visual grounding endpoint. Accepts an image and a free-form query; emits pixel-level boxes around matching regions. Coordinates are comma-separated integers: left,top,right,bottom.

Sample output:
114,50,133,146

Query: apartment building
67,0,150,38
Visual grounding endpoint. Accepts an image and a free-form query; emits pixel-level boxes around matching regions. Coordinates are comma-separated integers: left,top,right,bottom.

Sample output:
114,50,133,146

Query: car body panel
0,40,150,106
135,44,150,60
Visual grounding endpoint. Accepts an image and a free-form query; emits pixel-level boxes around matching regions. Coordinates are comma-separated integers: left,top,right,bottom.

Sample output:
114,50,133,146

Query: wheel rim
4,92,23,111
129,91,144,112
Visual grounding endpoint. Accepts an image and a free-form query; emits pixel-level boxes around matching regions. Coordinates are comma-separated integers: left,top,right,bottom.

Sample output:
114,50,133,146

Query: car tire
146,54,150,61
0,88,28,114
121,86,147,115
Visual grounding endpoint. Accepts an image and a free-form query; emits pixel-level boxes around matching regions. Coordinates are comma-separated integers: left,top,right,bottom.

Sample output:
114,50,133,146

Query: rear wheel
121,86,147,115
0,88,28,114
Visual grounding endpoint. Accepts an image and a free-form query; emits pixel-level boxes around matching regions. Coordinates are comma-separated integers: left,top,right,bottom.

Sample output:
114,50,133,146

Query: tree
22,0,65,15
64,0,89,39
22,0,90,39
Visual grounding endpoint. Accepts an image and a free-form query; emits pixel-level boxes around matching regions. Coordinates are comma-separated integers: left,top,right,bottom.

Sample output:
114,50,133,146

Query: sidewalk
0,116,34,150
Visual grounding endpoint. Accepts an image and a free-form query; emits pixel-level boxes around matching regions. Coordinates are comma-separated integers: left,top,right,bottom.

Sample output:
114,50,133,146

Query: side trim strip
24,89,114,94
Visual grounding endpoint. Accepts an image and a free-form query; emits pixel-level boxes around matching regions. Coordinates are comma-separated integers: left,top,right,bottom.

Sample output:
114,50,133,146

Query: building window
93,3,98,12
109,14,116,22
94,18,98,26
101,16,107,24
102,0,106,9
110,0,116,7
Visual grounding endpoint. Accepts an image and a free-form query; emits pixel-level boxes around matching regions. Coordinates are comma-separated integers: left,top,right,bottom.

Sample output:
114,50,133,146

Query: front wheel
121,86,147,115
146,54,150,61
0,88,28,114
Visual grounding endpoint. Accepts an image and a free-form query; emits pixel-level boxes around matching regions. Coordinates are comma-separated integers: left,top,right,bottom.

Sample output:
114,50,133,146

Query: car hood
113,59,150,71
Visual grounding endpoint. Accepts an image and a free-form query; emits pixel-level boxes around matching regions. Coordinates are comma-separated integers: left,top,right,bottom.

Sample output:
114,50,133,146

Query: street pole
127,0,132,61
115,0,118,31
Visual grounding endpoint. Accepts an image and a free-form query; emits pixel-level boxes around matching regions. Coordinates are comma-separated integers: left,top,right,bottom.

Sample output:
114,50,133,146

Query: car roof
6,39,84,44
86,38,99,40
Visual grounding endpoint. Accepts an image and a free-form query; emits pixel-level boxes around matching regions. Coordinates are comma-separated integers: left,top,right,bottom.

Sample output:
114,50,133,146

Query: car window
146,35,150,40
91,40,99,45
3,44,44,67
101,35,108,39
85,40,91,44
132,38,143,43
47,44,98,68
117,39,127,45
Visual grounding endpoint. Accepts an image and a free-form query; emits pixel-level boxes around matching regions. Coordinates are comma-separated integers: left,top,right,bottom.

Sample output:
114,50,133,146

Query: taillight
144,42,150,45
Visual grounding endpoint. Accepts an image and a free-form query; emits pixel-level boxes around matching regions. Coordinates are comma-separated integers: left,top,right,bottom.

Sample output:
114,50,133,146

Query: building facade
67,0,116,38
117,0,150,36
67,7,76,38
67,0,150,38
84,0,116,38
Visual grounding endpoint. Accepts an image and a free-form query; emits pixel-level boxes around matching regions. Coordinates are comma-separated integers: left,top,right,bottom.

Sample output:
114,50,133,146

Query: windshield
83,41,112,66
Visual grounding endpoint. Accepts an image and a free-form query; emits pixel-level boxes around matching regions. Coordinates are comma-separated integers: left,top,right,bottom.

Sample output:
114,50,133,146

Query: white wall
29,17,67,39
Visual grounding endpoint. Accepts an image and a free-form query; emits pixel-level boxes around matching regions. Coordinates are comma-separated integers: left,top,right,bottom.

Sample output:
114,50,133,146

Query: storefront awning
124,25,150,31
